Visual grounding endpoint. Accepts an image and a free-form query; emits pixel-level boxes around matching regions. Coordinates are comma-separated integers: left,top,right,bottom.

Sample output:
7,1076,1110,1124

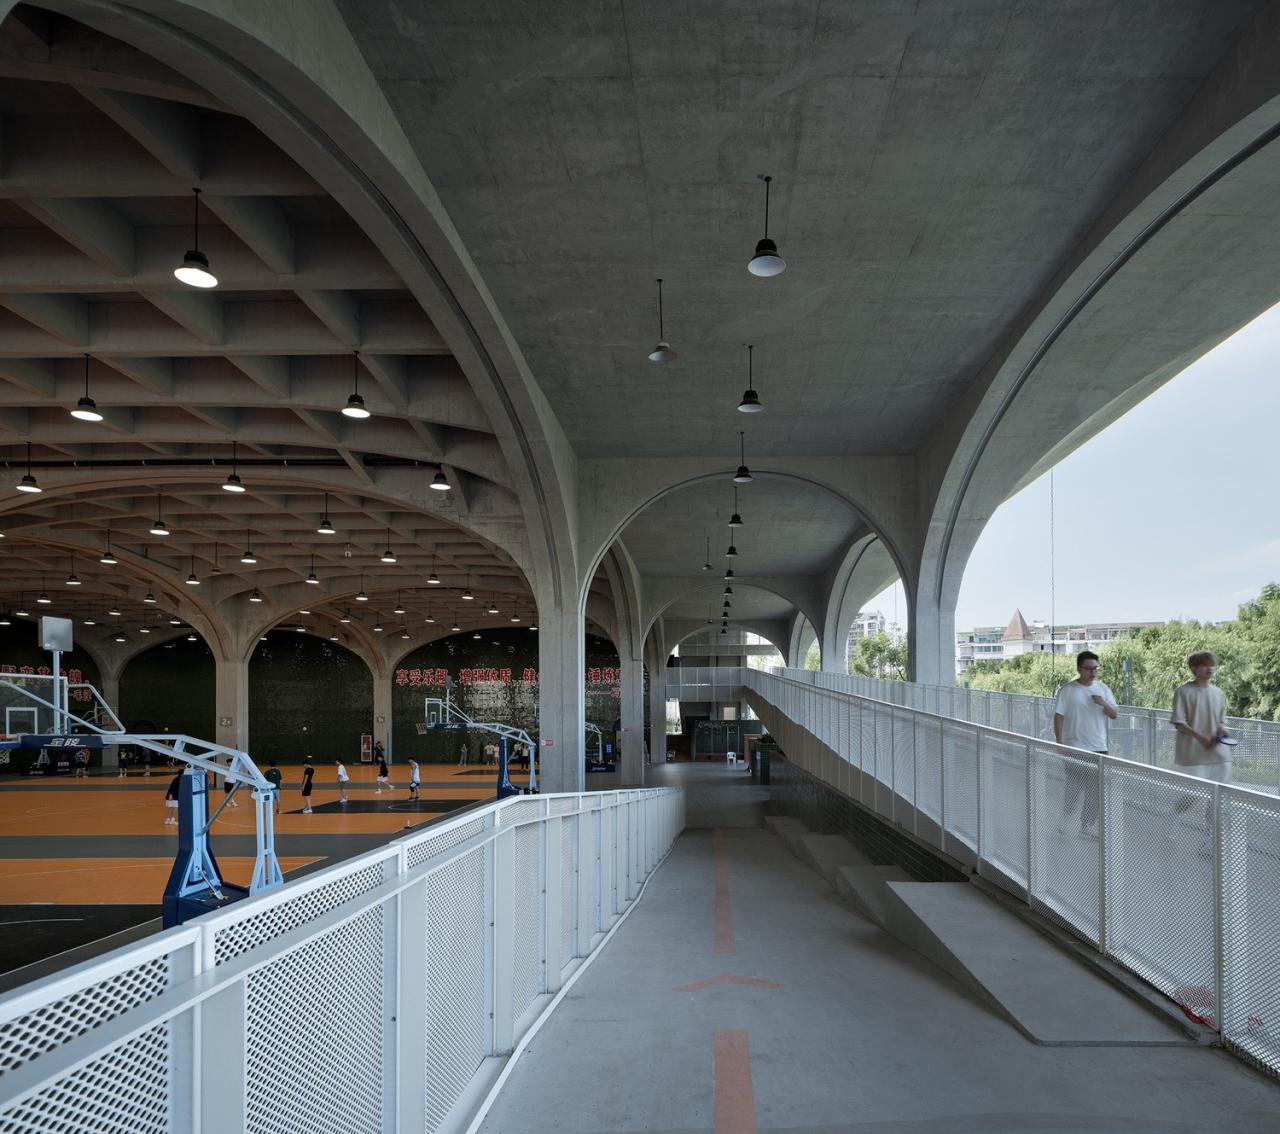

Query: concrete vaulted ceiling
0,5,540,656
3,0,1279,685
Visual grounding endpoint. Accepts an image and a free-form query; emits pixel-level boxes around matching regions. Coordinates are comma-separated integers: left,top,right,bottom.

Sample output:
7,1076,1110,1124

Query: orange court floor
0,761,527,983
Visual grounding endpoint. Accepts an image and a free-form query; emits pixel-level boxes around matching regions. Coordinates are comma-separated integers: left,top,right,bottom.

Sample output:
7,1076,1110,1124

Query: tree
849,632,907,680
803,643,821,671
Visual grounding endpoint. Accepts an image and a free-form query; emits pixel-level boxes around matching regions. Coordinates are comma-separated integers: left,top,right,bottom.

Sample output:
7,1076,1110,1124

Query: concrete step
834,864,912,926
763,815,811,861
796,833,871,886
880,882,1189,1046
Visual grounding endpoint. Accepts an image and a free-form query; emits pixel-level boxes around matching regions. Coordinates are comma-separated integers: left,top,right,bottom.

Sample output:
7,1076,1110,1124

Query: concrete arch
914,10,1280,682
577,460,915,617
820,535,900,673
788,613,818,670
664,620,788,662
643,579,817,645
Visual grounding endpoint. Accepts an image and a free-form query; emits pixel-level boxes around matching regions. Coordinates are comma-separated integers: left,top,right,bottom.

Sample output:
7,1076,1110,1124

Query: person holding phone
1053,651,1118,838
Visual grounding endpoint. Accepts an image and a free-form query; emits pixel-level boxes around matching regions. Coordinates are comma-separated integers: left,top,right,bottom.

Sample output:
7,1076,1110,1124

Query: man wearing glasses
1053,651,1118,837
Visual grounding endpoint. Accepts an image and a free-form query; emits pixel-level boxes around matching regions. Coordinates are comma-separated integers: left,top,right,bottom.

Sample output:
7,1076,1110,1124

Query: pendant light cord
192,188,201,252
761,175,772,238
656,278,665,338
1049,467,1057,685
84,353,90,396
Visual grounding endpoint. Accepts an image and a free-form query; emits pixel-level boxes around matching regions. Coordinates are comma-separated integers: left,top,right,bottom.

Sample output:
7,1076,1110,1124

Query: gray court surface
479,762,1279,1134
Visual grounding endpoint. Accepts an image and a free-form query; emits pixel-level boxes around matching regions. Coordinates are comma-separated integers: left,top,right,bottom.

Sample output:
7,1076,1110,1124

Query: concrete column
618,652,644,785
373,674,393,762
98,666,122,769
537,602,585,794
647,650,668,781
909,591,956,686
215,659,249,752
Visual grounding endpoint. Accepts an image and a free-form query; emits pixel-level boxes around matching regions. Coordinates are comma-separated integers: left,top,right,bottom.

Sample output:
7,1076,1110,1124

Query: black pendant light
429,467,451,491
71,353,103,421
65,556,81,586
16,442,41,493
747,174,785,277
174,188,217,288
240,530,257,564
149,495,169,536
380,529,396,564
647,277,677,362
223,440,245,492
317,493,335,535
186,555,201,586
306,551,320,585
729,485,743,529
428,554,441,585
701,534,713,572
738,343,762,413
343,352,370,419
733,431,754,484
100,531,118,565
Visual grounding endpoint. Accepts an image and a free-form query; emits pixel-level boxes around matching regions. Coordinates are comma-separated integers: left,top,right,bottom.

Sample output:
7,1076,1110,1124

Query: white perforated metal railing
0,788,684,1134
744,668,1280,1078
777,667,1280,795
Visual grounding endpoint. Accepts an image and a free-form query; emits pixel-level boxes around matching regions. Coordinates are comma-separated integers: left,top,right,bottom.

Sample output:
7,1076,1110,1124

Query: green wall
119,636,214,738
248,632,373,762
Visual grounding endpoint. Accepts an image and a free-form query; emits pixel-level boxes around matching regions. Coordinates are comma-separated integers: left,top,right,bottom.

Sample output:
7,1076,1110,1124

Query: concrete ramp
796,833,870,885
834,864,912,926
763,815,811,860
881,882,1189,1046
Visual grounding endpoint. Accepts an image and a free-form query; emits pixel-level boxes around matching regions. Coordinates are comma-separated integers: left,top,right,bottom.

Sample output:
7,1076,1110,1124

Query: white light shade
248,591,263,603
428,572,440,584
186,573,200,585
748,239,785,277
462,589,473,601
143,592,157,604
355,591,368,602
342,394,371,419
381,549,396,564
16,475,41,493
373,624,383,633
450,623,461,632
317,519,335,535
114,634,127,643
174,250,217,288
83,617,95,626
150,520,170,536
222,473,245,493
424,614,435,623
140,626,151,633
430,471,450,491
66,574,81,586
71,397,103,422
732,465,754,485
737,389,763,413
340,612,351,623
37,593,51,604
109,606,121,616
306,572,319,584
401,631,410,639
100,550,118,565
648,342,677,363
394,603,406,614
240,550,257,564
510,614,521,622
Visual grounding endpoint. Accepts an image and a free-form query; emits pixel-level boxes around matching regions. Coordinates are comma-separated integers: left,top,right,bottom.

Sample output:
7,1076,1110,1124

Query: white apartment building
955,609,1164,675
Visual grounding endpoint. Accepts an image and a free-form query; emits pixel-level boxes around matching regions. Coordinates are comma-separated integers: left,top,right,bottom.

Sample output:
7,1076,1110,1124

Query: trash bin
756,741,777,785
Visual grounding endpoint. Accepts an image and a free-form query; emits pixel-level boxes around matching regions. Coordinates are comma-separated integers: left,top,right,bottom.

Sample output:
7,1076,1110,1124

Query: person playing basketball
376,755,391,794
407,757,421,802
300,758,315,814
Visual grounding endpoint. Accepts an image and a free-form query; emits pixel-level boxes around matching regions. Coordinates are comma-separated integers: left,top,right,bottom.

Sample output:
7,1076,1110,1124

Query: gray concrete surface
479,762,1279,1133
835,863,913,927
881,881,1187,1047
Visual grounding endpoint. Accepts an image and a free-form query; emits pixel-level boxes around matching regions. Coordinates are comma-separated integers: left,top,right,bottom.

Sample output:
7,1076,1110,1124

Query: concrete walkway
478,761,1279,1134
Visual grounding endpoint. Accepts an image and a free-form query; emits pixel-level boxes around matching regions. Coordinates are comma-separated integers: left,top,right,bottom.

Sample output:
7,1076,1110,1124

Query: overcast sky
869,300,1280,633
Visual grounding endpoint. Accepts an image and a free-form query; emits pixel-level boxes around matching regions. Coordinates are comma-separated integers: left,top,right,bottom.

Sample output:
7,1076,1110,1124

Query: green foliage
848,631,908,680
958,583,1280,720
803,643,821,671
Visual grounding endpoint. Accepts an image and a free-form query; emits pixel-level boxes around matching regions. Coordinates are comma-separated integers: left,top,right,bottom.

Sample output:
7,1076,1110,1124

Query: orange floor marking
0,856,318,904
714,829,735,954
713,1030,758,1134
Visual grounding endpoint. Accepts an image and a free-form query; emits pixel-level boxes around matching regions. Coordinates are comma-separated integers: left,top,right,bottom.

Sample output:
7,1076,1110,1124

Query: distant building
845,610,895,669
955,609,1163,676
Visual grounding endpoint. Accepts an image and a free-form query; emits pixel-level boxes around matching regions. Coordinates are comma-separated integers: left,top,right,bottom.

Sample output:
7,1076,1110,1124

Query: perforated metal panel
1028,745,1100,944
499,799,544,826
915,716,942,824
0,1024,171,1134
0,955,169,1074
560,816,577,971
1220,787,1280,1068
549,797,577,817
424,847,489,1131
408,816,488,869
1105,762,1216,1017
215,862,386,963
942,721,979,853
511,824,544,1023
245,908,385,1134
981,733,1029,893
892,708,915,809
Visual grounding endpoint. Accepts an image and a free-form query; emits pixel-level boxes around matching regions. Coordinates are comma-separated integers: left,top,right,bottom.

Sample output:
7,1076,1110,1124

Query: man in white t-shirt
335,760,350,803
1053,651,1118,836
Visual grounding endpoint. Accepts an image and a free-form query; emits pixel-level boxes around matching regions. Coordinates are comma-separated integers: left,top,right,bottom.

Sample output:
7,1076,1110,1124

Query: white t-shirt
1171,681,1229,766
336,764,349,782
1053,679,1116,753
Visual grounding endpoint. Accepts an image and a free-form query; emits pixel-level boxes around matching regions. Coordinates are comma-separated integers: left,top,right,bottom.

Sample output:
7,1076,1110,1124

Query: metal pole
51,649,61,733
1098,755,1108,954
